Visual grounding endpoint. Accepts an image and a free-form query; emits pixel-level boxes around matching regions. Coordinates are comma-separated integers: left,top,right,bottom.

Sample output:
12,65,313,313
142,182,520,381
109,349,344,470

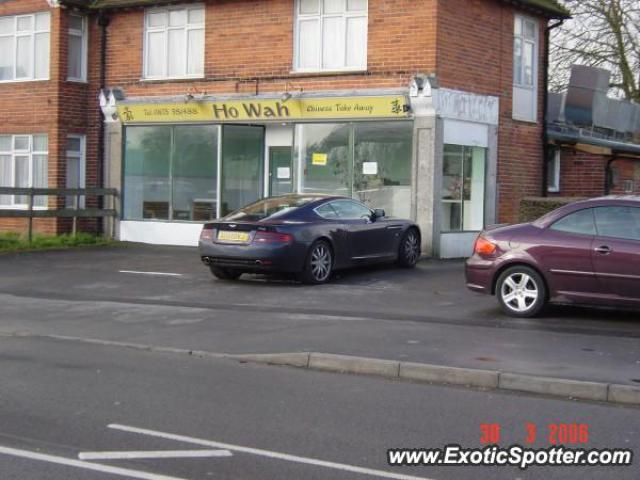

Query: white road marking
109,424,435,480
0,445,188,480
79,449,232,460
119,270,184,277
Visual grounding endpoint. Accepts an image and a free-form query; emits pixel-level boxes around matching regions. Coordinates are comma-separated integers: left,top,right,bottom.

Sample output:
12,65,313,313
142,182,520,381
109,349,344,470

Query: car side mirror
372,208,385,221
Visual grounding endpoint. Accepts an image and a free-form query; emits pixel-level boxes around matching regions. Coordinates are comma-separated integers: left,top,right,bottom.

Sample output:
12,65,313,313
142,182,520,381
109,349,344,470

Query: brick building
0,0,569,257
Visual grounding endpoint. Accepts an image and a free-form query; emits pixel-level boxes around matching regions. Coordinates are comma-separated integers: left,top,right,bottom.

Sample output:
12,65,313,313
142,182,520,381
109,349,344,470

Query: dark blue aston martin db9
199,195,421,284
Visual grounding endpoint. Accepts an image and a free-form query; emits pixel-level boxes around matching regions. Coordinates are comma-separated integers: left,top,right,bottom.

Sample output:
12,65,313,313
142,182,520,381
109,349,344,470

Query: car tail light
253,231,293,244
474,235,497,255
200,228,214,241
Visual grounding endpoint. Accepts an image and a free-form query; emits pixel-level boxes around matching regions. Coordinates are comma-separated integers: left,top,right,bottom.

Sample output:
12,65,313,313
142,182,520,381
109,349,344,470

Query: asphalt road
0,244,639,385
0,335,638,480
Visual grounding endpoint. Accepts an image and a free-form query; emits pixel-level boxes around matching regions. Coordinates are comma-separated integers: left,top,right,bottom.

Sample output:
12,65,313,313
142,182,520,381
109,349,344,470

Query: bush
0,232,112,253
519,197,587,223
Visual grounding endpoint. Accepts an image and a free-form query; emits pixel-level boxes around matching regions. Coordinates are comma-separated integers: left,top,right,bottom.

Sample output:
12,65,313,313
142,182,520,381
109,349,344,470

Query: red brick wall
437,0,547,224
101,0,437,96
550,149,640,197
0,1,99,235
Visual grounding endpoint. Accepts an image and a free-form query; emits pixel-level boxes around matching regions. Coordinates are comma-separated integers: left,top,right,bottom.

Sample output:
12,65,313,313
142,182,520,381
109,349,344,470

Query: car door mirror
372,208,386,221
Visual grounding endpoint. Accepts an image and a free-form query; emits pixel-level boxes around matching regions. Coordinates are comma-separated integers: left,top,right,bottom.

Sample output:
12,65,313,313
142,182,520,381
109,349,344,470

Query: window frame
293,0,369,73
142,4,205,81
0,134,49,209
547,149,560,193
67,14,88,82
440,144,488,234
0,12,51,83
65,134,86,208
512,14,538,123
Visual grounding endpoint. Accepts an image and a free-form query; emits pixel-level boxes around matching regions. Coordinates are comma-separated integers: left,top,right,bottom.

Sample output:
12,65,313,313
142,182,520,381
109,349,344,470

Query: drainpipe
97,11,109,235
541,19,564,196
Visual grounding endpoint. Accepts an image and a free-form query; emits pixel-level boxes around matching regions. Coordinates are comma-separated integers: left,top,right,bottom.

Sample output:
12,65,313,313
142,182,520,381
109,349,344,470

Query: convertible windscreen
224,196,323,221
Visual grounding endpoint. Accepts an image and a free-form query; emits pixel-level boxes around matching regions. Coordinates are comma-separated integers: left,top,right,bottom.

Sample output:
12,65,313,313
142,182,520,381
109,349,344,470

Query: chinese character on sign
391,99,402,115
121,107,134,122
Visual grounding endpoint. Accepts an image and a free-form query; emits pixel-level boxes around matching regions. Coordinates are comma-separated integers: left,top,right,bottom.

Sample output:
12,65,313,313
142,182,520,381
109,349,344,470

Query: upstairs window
144,5,205,80
67,14,87,81
0,12,50,82
294,0,368,72
512,15,538,122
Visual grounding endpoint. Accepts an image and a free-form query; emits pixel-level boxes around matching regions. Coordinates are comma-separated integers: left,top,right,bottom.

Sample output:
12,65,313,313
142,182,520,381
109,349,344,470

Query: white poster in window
277,167,291,179
362,162,378,175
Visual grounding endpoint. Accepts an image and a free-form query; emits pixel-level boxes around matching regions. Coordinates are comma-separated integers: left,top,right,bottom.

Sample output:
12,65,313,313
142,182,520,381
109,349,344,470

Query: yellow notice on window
312,153,328,166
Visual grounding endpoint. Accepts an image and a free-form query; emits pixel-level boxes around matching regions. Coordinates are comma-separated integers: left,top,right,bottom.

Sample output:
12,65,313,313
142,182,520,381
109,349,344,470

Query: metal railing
0,187,119,242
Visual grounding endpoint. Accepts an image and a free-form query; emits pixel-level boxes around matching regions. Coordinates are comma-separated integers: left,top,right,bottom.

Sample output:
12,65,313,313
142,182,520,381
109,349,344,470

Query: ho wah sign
117,96,409,124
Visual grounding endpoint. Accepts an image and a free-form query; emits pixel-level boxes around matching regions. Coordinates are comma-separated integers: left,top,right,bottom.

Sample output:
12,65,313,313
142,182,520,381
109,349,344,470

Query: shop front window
353,122,412,218
123,125,218,221
441,144,486,232
296,121,412,218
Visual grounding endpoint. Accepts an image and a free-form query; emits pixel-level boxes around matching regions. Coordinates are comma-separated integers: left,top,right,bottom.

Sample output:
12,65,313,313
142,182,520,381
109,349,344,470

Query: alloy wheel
500,272,539,313
310,244,332,282
402,230,420,265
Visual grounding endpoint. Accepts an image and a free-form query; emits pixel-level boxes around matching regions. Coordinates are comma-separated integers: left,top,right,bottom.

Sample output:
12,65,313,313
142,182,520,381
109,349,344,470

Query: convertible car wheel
299,240,333,284
210,265,242,281
397,229,420,268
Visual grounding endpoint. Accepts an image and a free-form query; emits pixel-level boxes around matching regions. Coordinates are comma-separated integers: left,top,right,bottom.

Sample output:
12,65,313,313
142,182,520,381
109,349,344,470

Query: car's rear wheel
299,240,333,284
496,266,546,318
397,228,421,268
209,265,242,281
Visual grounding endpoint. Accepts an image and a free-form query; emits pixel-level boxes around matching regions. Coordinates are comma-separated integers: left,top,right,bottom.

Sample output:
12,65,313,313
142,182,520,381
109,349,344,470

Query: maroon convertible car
466,196,640,317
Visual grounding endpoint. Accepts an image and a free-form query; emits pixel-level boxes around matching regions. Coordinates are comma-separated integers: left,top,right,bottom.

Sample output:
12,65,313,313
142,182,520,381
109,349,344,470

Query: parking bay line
0,445,188,480
119,270,184,277
109,423,435,480
79,449,233,460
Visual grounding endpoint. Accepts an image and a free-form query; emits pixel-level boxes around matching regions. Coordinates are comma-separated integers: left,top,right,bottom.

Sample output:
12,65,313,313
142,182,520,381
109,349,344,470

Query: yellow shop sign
117,96,409,123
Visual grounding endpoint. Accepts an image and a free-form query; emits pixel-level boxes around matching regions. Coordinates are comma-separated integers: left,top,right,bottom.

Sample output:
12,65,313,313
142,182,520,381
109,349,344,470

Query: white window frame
0,134,48,209
512,14,538,123
0,12,50,83
67,14,88,82
547,149,560,193
66,134,86,208
293,0,368,73
143,4,205,80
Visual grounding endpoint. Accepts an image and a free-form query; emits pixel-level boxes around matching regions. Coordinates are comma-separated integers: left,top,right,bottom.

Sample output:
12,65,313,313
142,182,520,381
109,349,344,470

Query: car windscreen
224,197,323,222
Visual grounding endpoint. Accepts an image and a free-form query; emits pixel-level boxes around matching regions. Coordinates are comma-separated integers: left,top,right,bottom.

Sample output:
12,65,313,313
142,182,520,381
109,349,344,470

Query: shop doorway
268,146,293,196
220,125,264,216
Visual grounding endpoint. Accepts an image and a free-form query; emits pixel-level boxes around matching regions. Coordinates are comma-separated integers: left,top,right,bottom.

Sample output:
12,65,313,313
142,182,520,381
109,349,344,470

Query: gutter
541,19,564,197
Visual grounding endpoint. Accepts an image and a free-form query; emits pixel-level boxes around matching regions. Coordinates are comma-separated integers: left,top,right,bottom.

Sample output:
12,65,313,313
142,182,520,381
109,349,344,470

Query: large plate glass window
295,121,412,218
0,134,48,207
0,12,50,82
123,125,218,221
512,15,538,122
67,14,87,81
144,5,204,80
441,145,486,232
294,0,367,72
353,122,412,218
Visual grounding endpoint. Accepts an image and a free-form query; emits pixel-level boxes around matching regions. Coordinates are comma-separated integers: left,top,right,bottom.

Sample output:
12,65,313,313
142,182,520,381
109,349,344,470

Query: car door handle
594,245,612,255
386,225,403,230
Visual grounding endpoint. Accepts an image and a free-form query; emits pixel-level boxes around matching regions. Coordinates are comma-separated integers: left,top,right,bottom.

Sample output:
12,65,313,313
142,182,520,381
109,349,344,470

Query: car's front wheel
397,228,421,268
299,240,333,284
210,265,242,281
496,266,546,317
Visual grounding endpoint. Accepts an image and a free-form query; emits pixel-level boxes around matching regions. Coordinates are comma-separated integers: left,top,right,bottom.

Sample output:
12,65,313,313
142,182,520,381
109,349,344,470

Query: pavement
0,244,639,389
0,334,638,480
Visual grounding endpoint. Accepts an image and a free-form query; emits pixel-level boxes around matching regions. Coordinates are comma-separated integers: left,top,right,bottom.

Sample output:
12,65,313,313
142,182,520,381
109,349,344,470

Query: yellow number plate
217,230,250,243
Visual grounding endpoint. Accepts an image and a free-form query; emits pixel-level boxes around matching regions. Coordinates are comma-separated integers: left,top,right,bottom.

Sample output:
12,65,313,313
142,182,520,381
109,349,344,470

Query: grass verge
0,232,113,253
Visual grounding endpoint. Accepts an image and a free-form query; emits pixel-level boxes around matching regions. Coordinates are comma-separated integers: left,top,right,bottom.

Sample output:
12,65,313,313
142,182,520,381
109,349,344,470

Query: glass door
220,125,264,216
269,146,293,196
